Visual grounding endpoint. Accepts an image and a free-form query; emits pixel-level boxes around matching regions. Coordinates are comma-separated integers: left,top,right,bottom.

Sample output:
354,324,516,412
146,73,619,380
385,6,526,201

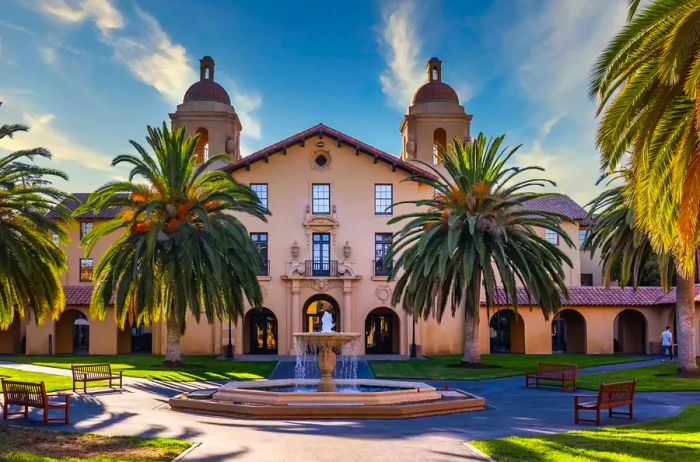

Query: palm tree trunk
164,315,183,365
675,272,698,376
461,267,481,364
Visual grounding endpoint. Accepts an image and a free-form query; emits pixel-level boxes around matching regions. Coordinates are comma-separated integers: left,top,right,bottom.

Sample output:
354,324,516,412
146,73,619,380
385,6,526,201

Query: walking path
0,358,696,462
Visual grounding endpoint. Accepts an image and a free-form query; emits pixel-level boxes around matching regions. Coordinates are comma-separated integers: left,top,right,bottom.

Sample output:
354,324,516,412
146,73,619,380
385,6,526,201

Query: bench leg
2,403,6,421
24,405,28,419
574,406,579,424
629,403,634,420
43,406,48,425
84,381,87,394
596,409,600,426
109,378,113,388
72,380,76,393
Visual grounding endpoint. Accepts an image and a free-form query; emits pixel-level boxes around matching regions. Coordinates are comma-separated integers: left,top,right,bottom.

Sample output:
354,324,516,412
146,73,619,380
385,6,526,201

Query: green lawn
577,360,700,392
369,354,646,381
472,404,700,461
0,366,74,392
1,355,275,382
0,424,191,462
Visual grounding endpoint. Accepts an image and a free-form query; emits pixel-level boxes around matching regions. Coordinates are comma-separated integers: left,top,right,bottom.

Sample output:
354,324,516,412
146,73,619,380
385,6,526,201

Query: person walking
661,326,674,361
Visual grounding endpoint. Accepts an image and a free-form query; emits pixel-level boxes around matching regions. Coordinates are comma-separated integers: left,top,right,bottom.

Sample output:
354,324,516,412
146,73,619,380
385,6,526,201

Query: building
3,56,699,357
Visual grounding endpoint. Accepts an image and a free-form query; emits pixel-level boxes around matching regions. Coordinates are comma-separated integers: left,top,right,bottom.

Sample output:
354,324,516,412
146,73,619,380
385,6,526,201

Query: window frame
578,228,590,249
374,233,393,276
80,221,93,240
544,229,559,245
250,232,269,276
79,258,94,282
374,184,393,215
250,183,269,210
580,273,594,286
311,183,331,215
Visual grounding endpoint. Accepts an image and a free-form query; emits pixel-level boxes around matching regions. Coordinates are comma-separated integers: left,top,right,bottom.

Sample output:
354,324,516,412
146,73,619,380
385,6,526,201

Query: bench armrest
573,394,597,398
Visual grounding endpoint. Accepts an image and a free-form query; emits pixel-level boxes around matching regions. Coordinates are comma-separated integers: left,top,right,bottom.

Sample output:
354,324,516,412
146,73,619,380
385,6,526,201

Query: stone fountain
169,312,486,418
292,312,360,392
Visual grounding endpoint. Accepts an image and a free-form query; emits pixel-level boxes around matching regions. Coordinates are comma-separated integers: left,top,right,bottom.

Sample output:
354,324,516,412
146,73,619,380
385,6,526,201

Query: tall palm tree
591,0,700,374
78,123,267,364
387,134,573,364
0,104,71,329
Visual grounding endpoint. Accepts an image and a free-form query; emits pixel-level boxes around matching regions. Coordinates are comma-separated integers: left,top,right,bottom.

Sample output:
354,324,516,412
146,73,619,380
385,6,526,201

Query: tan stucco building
3,56,699,358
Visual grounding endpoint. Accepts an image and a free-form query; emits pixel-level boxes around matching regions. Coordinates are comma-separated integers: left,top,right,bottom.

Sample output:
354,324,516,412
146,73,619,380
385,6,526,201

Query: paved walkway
0,358,697,462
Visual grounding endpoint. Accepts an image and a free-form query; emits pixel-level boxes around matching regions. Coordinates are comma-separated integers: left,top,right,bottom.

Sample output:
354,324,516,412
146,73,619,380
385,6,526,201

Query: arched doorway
0,315,22,354
244,307,278,354
55,309,89,354
194,127,209,163
303,295,340,333
489,310,525,353
614,309,647,354
552,309,587,353
365,307,400,354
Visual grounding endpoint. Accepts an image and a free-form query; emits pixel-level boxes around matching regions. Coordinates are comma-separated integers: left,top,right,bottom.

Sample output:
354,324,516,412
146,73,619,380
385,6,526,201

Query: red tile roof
63,285,94,305
487,285,700,307
522,194,588,221
48,193,122,220
224,123,433,178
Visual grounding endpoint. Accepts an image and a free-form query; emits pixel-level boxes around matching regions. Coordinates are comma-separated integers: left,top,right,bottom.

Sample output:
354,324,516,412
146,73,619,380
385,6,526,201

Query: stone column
343,280,353,333
291,280,301,353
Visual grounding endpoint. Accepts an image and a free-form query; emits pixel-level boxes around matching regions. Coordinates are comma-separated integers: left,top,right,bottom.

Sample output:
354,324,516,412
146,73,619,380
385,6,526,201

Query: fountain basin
212,379,441,405
169,378,487,419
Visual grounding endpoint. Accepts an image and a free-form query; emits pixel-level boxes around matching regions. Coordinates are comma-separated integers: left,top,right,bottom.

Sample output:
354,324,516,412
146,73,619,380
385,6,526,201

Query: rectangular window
374,233,393,276
545,229,559,245
578,229,590,248
80,221,93,240
250,183,268,209
79,258,94,282
312,233,331,276
580,273,594,286
312,183,331,214
251,232,269,276
374,184,393,215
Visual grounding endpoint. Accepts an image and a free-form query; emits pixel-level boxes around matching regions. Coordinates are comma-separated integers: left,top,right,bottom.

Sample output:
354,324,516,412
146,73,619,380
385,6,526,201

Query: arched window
303,295,340,332
433,128,447,165
194,128,209,163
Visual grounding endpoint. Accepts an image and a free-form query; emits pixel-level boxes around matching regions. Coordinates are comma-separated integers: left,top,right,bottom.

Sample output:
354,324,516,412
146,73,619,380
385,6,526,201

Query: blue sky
0,0,629,203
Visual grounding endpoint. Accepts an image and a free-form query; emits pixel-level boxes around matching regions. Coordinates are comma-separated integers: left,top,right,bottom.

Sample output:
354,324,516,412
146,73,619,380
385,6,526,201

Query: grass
0,424,191,462
1,355,275,382
471,404,700,461
0,366,74,392
369,354,646,381
577,360,700,392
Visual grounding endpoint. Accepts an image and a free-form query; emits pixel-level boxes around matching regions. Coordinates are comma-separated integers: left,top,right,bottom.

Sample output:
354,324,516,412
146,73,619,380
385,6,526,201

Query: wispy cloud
377,1,424,111
34,0,124,37
0,111,114,173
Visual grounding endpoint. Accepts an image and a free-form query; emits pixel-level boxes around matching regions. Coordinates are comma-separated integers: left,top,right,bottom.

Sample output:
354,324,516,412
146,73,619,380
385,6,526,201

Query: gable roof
522,194,588,221
64,285,115,305
224,123,432,177
48,193,121,220
487,285,700,307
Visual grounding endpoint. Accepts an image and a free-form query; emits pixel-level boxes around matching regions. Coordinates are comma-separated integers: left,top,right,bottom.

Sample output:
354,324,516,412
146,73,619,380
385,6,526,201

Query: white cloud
0,112,115,173
494,0,629,204
39,47,58,66
34,0,124,37
232,92,263,141
378,1,425,110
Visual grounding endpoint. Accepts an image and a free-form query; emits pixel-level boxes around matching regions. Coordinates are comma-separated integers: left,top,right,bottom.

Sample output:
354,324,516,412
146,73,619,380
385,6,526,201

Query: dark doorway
131,325,152,353
552,310,587,353
365,308,400,354
72,313,90,355
246,308,278,354
303,295,340,332
614,309,647,353
489,310,525,353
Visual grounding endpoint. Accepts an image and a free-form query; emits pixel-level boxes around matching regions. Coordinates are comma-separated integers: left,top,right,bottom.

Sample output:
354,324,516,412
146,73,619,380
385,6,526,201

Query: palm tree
387,133,573,364
591,0,700,374
78,123,267,364
0,103,71,329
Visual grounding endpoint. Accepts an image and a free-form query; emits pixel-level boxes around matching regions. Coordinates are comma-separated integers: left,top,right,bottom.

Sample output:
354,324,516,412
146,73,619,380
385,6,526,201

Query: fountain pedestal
293,332,361,392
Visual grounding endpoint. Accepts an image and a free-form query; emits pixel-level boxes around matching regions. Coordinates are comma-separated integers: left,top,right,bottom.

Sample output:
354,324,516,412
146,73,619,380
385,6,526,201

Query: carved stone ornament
291,241,300,260
302,279,342,293
309,149,331,171
343,241,352,260
375,284,392,302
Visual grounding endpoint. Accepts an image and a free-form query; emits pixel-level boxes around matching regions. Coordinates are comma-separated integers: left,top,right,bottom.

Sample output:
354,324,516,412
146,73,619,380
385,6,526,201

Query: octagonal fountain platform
169,318,486,419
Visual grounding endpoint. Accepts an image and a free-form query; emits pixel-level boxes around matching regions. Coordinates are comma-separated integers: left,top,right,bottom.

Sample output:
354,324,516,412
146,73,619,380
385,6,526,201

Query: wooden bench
71,363,123,393
525,363,578,391
1,379,70,424
574,380,636,425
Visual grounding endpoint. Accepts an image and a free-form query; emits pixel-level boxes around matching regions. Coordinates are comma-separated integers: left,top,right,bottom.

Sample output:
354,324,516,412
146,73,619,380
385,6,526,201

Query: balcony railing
373,259,393,277
305,260,338,277
257,260,270,277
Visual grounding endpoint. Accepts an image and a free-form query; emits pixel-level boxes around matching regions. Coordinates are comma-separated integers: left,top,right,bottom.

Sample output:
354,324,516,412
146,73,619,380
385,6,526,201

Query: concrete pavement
1,358,696,461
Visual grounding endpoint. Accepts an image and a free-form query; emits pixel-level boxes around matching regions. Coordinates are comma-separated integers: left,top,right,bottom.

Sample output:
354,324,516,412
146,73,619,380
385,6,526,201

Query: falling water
293,336,360,390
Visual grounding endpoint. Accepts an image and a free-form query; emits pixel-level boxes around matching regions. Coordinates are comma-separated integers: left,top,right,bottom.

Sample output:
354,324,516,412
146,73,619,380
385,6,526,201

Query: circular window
315,154,328,167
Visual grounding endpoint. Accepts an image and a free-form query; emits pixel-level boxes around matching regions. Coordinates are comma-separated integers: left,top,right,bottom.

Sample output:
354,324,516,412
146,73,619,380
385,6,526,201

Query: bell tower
400,57,472,166
170,56,242,164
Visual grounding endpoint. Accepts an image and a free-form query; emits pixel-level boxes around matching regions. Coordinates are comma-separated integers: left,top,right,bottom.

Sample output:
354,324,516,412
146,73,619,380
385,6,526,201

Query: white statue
320,311,335,333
